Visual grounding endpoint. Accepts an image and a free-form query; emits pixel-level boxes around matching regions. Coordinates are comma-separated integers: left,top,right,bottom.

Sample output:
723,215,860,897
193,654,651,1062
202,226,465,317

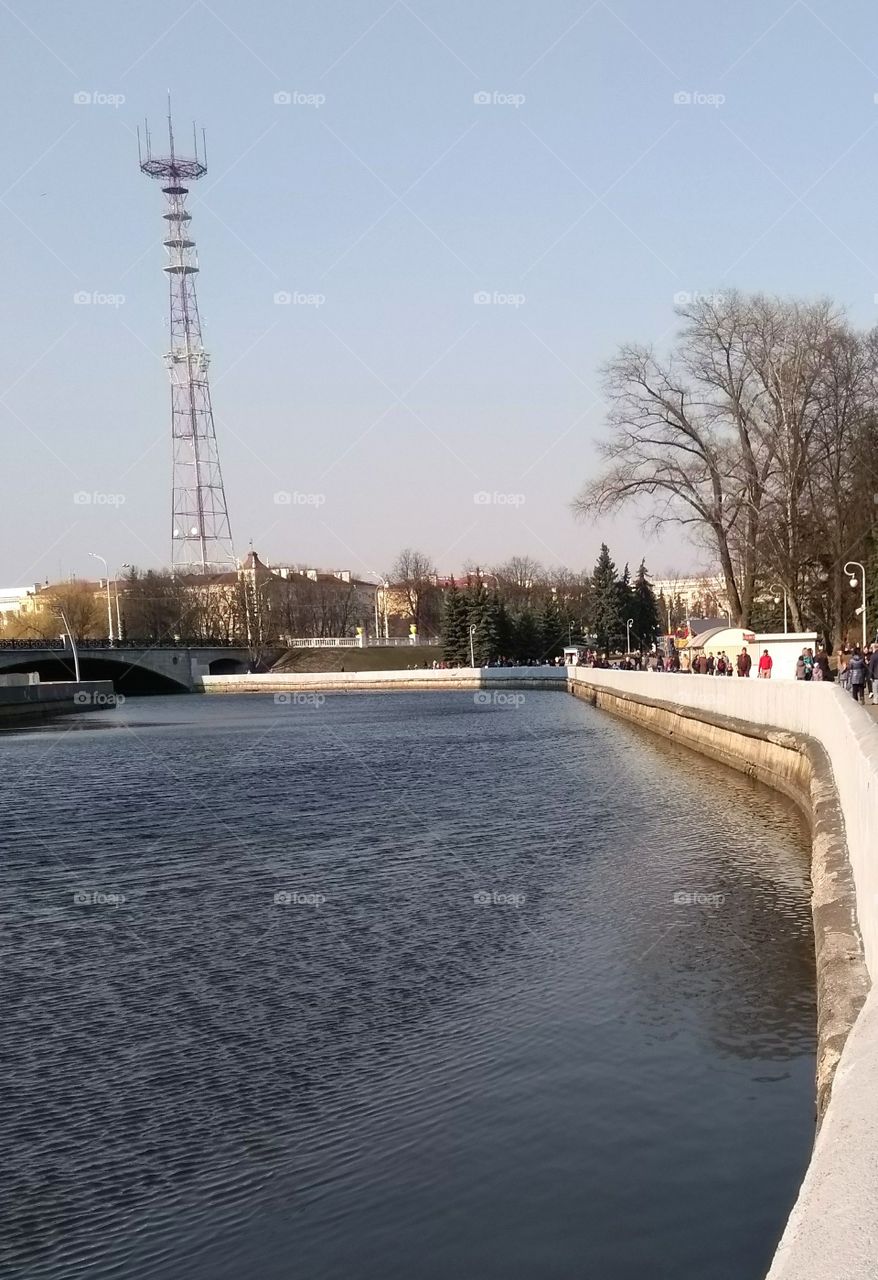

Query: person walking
757,649,773,679
869,645,878,704
795,651,806,681
814,648,832,682
736,646,752,678
849,647,867,704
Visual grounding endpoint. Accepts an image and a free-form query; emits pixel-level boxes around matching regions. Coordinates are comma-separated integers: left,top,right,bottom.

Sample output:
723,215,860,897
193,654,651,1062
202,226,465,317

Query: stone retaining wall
200,667,569,694
567,667,878,1280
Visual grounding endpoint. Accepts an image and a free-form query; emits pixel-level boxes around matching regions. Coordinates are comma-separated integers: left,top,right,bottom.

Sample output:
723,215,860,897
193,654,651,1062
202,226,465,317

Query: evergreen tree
630,560,660,651
441,578,469,665
537,593,565,661
589,543,622,654
473,591,501,665
512,608,542,663
494,596,514,660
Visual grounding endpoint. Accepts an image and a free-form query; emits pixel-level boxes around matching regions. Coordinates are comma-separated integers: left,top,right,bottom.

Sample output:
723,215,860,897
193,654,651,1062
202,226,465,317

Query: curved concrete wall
567,668,878,1280
200,666,569,693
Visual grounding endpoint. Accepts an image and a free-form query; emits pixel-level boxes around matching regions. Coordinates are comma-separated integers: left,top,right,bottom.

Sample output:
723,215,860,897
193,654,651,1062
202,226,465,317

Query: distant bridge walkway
0,642,260,692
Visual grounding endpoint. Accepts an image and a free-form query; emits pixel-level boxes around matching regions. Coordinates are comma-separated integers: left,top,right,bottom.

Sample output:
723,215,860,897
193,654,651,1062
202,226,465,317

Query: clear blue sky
3,0,878,587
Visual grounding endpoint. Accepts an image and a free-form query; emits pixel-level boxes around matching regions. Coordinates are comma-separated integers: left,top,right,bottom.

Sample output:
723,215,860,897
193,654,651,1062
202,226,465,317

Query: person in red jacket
757,649,773,679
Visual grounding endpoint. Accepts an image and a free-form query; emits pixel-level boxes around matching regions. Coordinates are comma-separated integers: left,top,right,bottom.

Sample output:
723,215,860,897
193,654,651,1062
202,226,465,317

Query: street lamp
626,617,633,654
366,570,390,642
844,561,867,649
114,563,130,642
770,586,789,634
469,623,477,668
89,552,114,646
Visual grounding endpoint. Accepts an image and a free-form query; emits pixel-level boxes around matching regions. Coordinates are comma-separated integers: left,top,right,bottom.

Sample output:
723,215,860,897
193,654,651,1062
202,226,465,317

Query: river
0,690,815,1279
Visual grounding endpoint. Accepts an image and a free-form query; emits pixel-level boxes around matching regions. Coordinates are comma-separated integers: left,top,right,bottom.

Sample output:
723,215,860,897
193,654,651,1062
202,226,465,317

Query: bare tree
388,548,437,632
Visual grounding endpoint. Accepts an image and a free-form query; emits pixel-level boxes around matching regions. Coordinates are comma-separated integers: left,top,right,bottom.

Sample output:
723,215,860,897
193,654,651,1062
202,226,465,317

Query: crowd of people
569,642,878,707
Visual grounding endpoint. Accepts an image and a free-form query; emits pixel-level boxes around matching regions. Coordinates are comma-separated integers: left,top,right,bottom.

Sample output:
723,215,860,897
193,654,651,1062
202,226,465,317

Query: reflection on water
0,692,814,1280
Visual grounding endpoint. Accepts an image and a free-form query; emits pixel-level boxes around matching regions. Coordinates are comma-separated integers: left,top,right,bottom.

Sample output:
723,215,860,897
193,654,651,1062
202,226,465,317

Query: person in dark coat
849,648,867,704
736,647,752,678
868,644,878,704
814,649,832,683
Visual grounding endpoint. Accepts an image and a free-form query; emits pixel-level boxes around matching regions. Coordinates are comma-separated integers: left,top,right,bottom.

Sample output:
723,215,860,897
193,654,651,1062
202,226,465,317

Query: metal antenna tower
139,100,236,574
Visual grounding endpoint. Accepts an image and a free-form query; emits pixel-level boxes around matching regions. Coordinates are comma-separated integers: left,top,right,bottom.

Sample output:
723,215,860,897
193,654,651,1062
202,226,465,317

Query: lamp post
367,570,390,642
89,552,114,646
114,563,130,642
469,623,477,668
57,608,81,682
771,586,789,634
844,561,867,649
626,617,633,654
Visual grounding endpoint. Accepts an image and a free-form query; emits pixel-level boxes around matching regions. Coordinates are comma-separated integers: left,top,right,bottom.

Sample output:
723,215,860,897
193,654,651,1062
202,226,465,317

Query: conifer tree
589,543,622,655
513,608,542,663
630,560,660,650
441,578,469,665
537,593,565,660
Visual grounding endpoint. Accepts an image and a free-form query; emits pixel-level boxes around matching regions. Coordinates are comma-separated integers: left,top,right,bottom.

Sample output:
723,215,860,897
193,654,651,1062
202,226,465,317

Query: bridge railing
0,638,245,651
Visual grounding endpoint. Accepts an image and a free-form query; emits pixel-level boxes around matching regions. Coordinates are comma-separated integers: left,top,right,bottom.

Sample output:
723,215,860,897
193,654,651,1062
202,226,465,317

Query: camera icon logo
273,91,292,105
274,290,291,305
673,91,692,105
274,692,292,705
73,490,92,505
274,890,293,904
73,291,91,305
73,91,92,105
473,91,492,105
274,491,292,505
474,490,491,504
473,691,491,706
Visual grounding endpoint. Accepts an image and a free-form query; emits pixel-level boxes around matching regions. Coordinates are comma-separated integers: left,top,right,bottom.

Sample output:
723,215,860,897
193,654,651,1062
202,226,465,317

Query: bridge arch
0,654,189,695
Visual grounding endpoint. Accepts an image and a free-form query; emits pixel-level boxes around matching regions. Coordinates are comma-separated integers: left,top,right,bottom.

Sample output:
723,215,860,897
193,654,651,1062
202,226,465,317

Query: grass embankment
271,646,443,673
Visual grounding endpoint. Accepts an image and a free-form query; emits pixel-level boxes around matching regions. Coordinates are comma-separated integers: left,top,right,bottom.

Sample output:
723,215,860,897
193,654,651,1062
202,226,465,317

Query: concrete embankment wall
200,667,569,694
0,679,116,722
567,668,878,1280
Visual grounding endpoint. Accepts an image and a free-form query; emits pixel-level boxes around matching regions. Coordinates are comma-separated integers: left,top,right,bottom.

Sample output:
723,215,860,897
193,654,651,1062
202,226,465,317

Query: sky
3,0,878,588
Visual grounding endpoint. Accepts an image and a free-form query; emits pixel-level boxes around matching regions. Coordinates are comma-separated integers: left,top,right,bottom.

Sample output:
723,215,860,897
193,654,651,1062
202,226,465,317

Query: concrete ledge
200,667,569,694
0,680,117,722
567,675,868,1117
567,668,877,1280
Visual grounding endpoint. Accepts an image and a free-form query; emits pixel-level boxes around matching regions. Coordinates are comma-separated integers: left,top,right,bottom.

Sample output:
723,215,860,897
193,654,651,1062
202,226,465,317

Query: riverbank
565,667,877,1280
201,666,569,693
0,678,117,724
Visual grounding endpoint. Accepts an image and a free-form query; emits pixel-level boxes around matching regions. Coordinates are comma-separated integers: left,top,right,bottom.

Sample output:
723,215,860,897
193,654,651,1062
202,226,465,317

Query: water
0,691,815,1280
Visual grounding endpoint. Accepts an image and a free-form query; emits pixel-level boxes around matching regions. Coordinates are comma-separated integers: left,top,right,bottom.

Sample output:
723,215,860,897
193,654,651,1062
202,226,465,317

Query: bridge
0,642,263,693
